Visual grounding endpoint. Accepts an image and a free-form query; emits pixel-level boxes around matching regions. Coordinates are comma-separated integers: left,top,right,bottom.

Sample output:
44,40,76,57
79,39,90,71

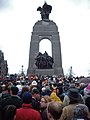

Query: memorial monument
27,2,63,76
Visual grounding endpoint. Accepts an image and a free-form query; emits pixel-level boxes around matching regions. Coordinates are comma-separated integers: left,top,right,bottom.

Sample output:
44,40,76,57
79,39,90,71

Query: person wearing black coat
0,86,22,109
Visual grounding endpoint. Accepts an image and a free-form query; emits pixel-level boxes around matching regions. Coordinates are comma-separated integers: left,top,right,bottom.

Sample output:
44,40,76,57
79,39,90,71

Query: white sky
0,0,90,76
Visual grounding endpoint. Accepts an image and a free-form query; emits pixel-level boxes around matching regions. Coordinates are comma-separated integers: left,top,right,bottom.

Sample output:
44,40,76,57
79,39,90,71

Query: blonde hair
41,95,52,103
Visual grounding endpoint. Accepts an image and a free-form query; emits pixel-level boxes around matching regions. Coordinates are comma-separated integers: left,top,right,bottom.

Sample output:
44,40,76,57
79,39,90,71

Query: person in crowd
1,105,16,120
62,93,70,108
47,101,62,120
41,86,52,96
16,81,22,96
0,83,11,100
85,96,90,118
78,82,86,96
50,87,62,104
15,92,42,120
30,80,38,91
62,86,84,108
0,86,22,109
0,85,2,100
0,104,2,119
41,87,46,96
31,87,41,111
45,86,52,96
56,86,64,102
84,83,90,101
19,86,29,98
72,104,90,120
60,88,81,120
40,95,52,120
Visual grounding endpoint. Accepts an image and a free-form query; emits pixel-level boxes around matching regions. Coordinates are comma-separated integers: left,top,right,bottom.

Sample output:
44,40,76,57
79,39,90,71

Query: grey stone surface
27,20,64,76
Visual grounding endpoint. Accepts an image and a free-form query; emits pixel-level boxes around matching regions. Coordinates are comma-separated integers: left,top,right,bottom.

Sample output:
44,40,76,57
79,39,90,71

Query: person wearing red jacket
15,92,42,120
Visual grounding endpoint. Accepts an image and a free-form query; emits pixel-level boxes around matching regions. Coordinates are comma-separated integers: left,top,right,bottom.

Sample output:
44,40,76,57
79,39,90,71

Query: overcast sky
0,0,90,76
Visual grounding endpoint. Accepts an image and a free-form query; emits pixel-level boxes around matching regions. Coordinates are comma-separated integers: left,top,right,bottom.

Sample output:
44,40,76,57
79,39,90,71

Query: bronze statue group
35,51,54,69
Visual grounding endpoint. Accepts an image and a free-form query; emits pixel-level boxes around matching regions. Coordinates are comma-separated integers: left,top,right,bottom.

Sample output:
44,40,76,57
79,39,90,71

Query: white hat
42,87,46,92
2,84,6,87
31,80,37,86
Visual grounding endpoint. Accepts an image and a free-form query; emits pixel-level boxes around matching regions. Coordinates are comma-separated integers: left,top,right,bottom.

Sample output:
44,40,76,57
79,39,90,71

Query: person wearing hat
60,88,81,120
30,80,38,92
15,92,42,120
62,87,84,108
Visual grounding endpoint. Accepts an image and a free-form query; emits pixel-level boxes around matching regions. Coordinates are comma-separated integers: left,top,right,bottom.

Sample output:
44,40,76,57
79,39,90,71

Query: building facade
0,50,8,79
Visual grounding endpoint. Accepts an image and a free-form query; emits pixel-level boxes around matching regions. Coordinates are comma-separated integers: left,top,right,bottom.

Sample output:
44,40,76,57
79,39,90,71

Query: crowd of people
0,74,90,120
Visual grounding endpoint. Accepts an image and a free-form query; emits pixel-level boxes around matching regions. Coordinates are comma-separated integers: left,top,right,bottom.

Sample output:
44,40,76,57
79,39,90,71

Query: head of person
31,87,40,100
22,92,32,104
22,86,29,92
40,95,52,110
56,86,63,95
21,86,29,95
47,101,62,120
10,86,19,95
72,104,89,120
68,88,81,104
1,105,16,120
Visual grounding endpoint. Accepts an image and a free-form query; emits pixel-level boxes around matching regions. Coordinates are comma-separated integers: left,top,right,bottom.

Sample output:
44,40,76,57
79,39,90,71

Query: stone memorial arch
27,3,63,76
